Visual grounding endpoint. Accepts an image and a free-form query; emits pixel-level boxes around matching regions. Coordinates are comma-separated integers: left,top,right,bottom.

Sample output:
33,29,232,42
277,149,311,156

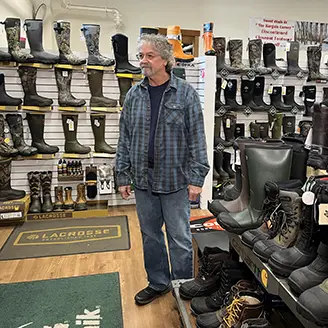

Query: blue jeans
134,169,193,291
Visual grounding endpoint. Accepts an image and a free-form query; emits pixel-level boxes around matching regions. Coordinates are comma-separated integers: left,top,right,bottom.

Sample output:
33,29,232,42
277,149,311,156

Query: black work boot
112,33,141,74
282,116,296,135
190,264,253,315
307,45,328,82
0,73,22,106
27,171,42,213
135,284,172,306
302,85,316,117
0,158,25,201
0,114,18,157
270,87,292,112
40,171,53,213
24,19,59,64
6,114,38,156
283,86,304,112
224,80,246,111
222,111,237,142
240,79,262,111
81,24,115,66
118,78,132,107
62,114,91,154
90,114,116,153
26,113,59,154
286,41,307,76
263,43,286,74
253,77,271,110
214,150,229,182
222,152,235,179
179,247,230,299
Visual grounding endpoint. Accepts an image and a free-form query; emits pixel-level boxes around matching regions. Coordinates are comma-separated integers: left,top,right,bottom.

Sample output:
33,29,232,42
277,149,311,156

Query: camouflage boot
81,24,115,66
307,46,328,82
0,49,12,62
248,39,272,75
227,39,249,74
0,158,25,201
0,114,18,157
75,183,87,211
53,186,64,211
269,112,283,139
263,43,286,74
6,114,38,156
0,73,22,106
87,69,117,107
18,66,53,107
40,171,53,213
286,41,307,76
213,37,236,74
53,21,86,65
90,114,116,154
27,171,42,213
117,78,132,107
55,68,86,107
1,17,34,63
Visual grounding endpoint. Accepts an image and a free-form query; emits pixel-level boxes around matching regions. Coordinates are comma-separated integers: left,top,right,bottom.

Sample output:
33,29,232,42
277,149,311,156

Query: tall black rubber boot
263,43,286,74
224,80,246,111
214,116,232,148
253,77,271,110
222,111,237,142
214,150,229,181
118,78,132,107
286,41,307,76
256,121,270,139
240,79,262,111
222,152,235,178
0,73,22,106
270,87,292,112
213,37,236,74
303,85,316,117
283,86,304,112
215,77,225,109
282,116,296,135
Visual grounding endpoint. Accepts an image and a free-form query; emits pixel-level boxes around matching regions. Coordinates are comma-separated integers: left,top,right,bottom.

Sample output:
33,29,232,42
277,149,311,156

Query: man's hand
188,185,202,201
119,185,132,199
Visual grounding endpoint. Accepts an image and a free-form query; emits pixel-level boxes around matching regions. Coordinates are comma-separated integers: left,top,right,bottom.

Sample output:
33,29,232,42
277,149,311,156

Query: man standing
115,34,209,305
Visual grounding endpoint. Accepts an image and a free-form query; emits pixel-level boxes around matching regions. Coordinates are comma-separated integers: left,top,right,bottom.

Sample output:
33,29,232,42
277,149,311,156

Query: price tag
235,150,241,165
282,86,286,96
62,70,68,77
319,203,328,225
268,85,273,94
226,118,231,128
67,119,74,131
4,137,10,144
221,79,227,89
285,42,290,52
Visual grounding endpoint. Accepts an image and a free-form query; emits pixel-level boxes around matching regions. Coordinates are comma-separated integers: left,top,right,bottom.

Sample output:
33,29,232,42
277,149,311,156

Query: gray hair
137,34,175,73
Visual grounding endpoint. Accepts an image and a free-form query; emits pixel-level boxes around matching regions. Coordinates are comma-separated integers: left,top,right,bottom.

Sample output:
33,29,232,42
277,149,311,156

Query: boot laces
197,256,213,280
277,208,297,240
210,269,230,304
297,205,314,248
223,297,244,327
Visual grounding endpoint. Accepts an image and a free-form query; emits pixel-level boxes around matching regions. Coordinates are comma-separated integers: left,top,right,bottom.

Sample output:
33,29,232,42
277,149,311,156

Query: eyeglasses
136,53,161,61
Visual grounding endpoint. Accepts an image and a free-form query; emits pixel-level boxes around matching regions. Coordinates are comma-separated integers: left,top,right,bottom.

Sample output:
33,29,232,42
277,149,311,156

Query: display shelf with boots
53,186,64,211
307,45,328,82
0,158,25,201
286,41,307,77
53,21,86,67
1,17,34,63
282,115,296,135
0,73,21,109
118,78,132,107
253,190,303,263
268,112,283,139
240,79,262,111
26,113,59,154
62,114,91,154
217,144,293,234
55,68,86,109
227,39,249,74
140,26,159,36
81,24,114,67
75,183,87,211
0,114,18,157
214,116,232,150
253,77,271,111
167,26,194,63
63,186,74,211
222,111,237,143
18,66,53,109
214,150,229,182
269,87,292,113
87,69,118,109
6,114,38,156
283,85,304,114
263,43,286,76
40,171,53,213
90,114,116,154
224,80,246,112
178,247,230,299
27,171,41,213
203,22,215,56
248,39,272,75
222,152,235,179
24,19,59,65
302,85,316,117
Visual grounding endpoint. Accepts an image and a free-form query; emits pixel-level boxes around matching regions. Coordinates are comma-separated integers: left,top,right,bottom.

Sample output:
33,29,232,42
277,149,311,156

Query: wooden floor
0,204,210,328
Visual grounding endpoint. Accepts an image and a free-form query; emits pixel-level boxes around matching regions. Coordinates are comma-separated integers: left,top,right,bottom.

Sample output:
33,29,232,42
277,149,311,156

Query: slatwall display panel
0,54,206,207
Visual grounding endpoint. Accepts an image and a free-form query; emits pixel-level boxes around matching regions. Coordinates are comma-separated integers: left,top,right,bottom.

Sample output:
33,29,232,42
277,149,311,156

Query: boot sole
268,258,295,277
240,237,255,249
252,249,270,263
287,278,304,296
296,301,328,326
135,286,172,306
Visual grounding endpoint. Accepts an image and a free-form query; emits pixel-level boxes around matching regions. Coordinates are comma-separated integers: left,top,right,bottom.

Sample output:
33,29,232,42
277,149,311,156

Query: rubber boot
263,43,286,74
27,171,42,213
307,103,328,170
26,113,59,154
75,183,87,211
40,171,53,213
0,49,12,62
1,17,34,63
235,123,245,138
24,19,59,64
270,87,292,112
286,41,307,76
227,39,248,74
215,77,225,109
222,111,237,142
213,37,235,74
87,69,117,107
282,115,296,134
240,79,262,111
55,68,86,107
214,150,229,181
299,120,313,138
172,67,186,79
253,76,271,110
217,144,293,234
307,46,328,82
248,39,272,75
90,114,116,154
224,163,241,201
203,22,215,56
166,26,194,62
140,26,159,36
6,114,38,156
322,88,328,106
0,158,25,201
256,121,270,139
269,112,283,139
81,24,115,66
0,73,22,106
283,86,304,111
64,186,74,210
303,85,316,117
53,186,64,211
250,122,260,139
224,79,246,111
53,20,86,65
111,33,141,73
0,114,18,157
214,116,232,148
222,152,235,178
61,114,91,154
18,66,53,107
118,78,132,107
